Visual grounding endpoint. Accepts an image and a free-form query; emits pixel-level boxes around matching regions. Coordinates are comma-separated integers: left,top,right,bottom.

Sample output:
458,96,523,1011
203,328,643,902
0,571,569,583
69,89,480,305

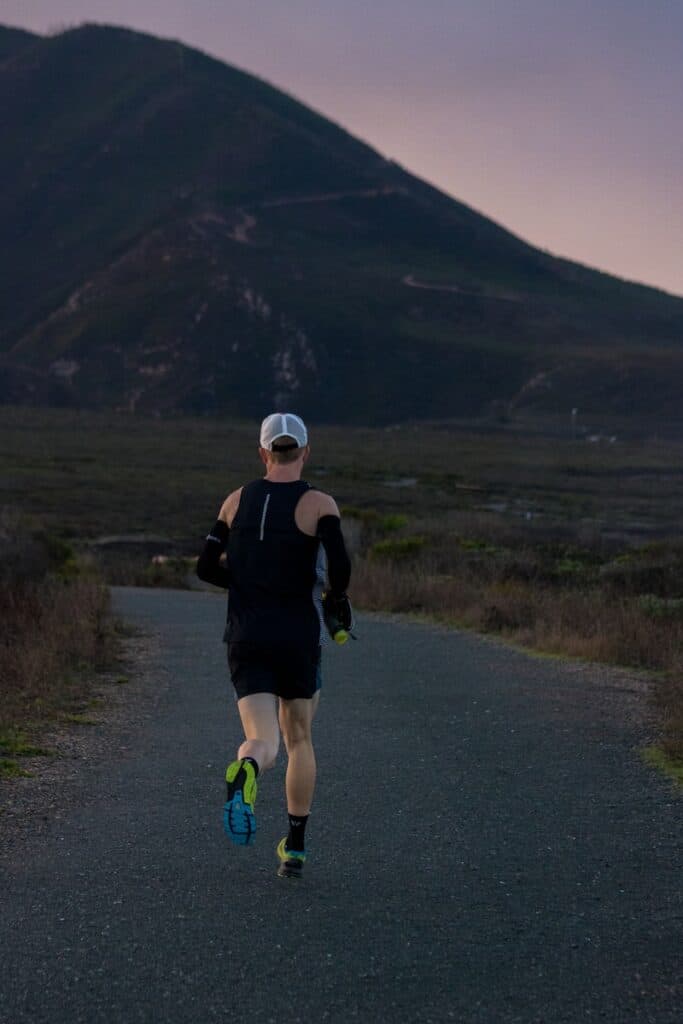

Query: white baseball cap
259,412,308,451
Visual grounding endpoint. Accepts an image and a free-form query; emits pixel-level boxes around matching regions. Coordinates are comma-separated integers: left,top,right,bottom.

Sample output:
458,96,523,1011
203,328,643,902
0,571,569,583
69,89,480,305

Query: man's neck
264,464,303,483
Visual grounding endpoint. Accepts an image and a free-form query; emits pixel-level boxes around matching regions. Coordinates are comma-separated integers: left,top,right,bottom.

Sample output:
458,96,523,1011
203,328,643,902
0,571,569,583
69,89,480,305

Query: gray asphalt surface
0,587,680,1024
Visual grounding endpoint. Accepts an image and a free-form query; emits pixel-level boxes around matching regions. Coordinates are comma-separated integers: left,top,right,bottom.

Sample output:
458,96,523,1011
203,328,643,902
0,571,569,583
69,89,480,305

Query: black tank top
225,479,326,650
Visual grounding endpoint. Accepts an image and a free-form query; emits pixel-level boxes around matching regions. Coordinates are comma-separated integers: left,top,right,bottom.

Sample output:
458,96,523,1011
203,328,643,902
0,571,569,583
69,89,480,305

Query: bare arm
219,488,243,527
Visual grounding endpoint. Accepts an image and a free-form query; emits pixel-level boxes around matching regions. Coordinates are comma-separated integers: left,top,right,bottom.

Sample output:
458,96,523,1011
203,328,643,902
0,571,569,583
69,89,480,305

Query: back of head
259,413,308,463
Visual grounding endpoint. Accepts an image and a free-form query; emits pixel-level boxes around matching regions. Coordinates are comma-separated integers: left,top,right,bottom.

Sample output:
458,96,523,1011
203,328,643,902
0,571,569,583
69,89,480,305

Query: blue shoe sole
223,791,256,846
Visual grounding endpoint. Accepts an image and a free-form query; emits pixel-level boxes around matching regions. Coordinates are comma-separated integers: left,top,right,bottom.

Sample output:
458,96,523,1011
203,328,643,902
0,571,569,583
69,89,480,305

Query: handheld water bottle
322,591,354,644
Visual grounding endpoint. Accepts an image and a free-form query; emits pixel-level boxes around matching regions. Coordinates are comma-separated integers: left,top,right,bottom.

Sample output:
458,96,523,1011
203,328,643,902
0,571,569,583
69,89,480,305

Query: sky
4,0,683,296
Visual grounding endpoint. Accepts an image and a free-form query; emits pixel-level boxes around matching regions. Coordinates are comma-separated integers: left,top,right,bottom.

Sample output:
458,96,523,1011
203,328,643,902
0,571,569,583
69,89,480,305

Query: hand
322,591,353,631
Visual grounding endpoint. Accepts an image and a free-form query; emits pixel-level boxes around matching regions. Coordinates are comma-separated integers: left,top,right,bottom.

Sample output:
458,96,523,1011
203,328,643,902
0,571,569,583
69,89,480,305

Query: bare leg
278,693,319,815
236,693,280,771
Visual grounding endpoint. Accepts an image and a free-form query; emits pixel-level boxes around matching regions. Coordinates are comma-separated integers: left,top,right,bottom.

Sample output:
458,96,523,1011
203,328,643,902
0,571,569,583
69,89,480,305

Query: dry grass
0,513,117,749
651,652,683,763
352,543,683,762
0,578,115,735
354,558,682,668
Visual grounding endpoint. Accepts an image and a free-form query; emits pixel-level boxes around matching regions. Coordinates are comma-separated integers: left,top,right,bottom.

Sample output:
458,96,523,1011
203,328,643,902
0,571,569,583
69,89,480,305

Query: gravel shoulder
0,631,167,859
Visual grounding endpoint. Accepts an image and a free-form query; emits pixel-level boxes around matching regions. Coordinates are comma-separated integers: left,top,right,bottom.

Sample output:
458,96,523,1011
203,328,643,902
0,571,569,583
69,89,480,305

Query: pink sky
4,0,682,296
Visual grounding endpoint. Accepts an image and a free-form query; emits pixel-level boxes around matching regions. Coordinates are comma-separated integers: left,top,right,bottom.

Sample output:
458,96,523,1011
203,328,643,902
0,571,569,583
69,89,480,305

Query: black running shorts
227,643,322,701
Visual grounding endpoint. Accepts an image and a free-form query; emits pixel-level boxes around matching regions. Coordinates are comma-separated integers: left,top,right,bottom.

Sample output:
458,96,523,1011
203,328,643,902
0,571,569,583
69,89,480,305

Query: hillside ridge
0,22,681,425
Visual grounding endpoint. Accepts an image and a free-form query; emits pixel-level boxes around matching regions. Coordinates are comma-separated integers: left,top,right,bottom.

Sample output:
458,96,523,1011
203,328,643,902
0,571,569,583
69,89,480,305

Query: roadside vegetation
0,510,118,779
349,511,683,764
2,406,682,770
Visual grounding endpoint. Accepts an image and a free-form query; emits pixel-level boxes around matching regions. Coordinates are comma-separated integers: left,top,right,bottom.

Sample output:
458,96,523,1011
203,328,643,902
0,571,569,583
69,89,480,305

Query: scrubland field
1,406,682,769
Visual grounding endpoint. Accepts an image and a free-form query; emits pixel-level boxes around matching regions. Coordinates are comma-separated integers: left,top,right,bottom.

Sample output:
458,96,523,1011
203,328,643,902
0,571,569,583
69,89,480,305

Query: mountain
1,22,682,425
0,25,37,60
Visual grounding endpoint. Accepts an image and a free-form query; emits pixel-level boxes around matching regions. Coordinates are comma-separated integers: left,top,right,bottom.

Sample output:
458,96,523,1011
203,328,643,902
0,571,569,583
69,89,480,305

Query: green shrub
0,728,52,757
370,536,426,560
341,507,407,532
0,516,87,585
44,534,75,569
0,758,32,779
457,537,499,554
44,535,83,580
600,557,683,597
553,557,599,584
378,514,408,533
340,506,379,524
638,594,683,619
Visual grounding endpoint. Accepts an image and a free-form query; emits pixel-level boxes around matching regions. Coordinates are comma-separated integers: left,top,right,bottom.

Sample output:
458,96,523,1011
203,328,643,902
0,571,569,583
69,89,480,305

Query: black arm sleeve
196,520,231,589
317,514,351,596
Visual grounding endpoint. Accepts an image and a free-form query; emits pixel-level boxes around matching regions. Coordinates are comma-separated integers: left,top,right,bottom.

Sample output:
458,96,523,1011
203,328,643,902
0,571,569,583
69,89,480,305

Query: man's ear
258,446,269,466
302,445,311,463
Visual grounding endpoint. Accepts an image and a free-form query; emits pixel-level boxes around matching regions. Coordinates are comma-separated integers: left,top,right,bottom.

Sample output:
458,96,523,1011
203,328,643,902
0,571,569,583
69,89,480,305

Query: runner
196,413,352,878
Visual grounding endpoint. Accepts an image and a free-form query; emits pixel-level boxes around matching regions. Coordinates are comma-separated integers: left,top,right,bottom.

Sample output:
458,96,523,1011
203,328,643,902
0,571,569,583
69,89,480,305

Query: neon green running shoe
276,836,306,878
223,759,258,845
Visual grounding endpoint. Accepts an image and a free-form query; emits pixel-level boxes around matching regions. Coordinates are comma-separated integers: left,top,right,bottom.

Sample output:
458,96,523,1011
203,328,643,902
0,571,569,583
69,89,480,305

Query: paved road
1,588,680,1023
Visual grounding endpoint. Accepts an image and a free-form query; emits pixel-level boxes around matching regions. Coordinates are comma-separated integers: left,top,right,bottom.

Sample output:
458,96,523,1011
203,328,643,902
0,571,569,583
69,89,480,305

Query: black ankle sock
286,813,309,852
242,756,259,777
